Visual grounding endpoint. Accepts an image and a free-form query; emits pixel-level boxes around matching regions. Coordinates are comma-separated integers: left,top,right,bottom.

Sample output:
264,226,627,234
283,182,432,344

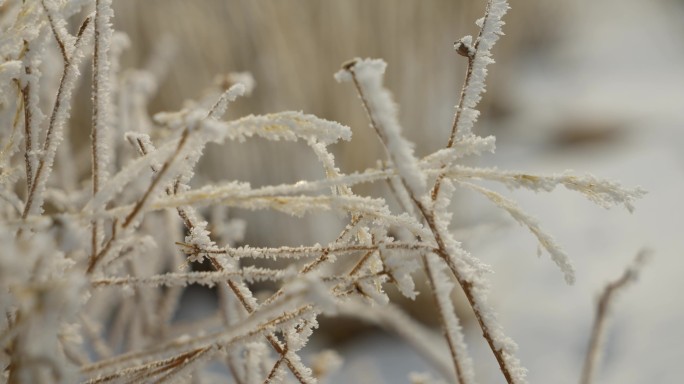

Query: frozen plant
0,1,645,383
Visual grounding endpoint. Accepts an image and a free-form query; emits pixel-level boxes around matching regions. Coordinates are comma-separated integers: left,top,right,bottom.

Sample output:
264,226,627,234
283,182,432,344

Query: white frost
455,0,510,138
336,58,426,197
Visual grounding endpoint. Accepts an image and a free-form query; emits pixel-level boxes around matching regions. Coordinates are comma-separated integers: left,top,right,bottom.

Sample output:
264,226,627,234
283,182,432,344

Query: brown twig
177,241,436,260
0,82,24,168
91,0,107,260
446,1,490,149
86,128,190,273
127,134,315,384
258,217,372,308
264,353,286,383
433,0,493,203
20,43,34,199
81,304,313,379
423,254,468,384
419,199,517,384
81,347,208,384
300,215,363,274
346,60,520,383
22,16,92,219
152,346,214,384
40,0,69,64
579,250,649,384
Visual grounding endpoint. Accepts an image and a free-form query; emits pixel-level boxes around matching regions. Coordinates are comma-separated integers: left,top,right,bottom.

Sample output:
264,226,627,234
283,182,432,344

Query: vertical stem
446,57,474,149
21,16,92,219
91,2,102,258
264,354,286,383
447,0,491,148
21,49,34,198
346,62,520,383
127,132,316,383
435,0,495,202
91,0,113,258
420,203,517,384
423,254,468,384
86,129,189,274
580,251,647,384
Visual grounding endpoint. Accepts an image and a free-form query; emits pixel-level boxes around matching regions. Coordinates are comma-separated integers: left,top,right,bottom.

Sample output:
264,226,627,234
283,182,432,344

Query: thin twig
264,354,286,383
423,254,468,384
40,0,69,64
580,250,649,384
421,201,518,384
346,60,519,383
81,347,209,384
259,217,370,308
127,134,315,384
81,304,313,378
20,44,34,199
22,16,92,219
434,0,494,202
300,215,363,274
153,346,215,384
178,241,436,260
447,1,491,148
86,128,190,273
91,0,108,260
0,81,25,168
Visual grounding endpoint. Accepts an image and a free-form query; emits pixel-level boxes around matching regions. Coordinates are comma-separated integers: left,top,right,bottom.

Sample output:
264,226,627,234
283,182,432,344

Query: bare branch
580,250,650,384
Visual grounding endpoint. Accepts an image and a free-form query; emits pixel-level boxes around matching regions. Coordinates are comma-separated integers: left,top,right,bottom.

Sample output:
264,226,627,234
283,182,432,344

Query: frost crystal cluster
0,1,645,383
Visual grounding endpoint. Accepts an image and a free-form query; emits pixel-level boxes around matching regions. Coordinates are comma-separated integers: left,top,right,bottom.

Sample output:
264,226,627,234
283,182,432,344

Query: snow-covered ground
330,0,684,382
491,1,684,382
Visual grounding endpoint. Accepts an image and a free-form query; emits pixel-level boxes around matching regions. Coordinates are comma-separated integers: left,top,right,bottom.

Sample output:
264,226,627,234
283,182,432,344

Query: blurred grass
109,1,560,167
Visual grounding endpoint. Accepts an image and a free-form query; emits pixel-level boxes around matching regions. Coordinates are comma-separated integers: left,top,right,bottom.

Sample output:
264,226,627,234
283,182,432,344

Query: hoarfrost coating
335,58,427,197
0,0,647,383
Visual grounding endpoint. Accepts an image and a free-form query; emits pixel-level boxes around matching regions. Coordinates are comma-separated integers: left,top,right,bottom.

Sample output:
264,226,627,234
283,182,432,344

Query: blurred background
105,0,684,382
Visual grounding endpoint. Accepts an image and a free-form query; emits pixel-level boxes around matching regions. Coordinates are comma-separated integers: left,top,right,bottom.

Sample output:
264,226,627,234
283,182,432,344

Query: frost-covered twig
433,0,509,205
336,58,426,197
86,126,190,273
449,0,510,143
423,253,475,384
22,15,93,218
580,250,650,384
127,97,318,383
91,267,287,288
90,0,114,258
338,55,526,384
19,36,49,215
178,241,435,261
81,295,317,379
445,166,646,213
461,181,575,284
422,190,527,384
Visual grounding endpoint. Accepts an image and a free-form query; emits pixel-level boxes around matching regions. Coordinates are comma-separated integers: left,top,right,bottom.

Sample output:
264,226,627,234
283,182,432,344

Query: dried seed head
454,35,474,58
341,58,359,71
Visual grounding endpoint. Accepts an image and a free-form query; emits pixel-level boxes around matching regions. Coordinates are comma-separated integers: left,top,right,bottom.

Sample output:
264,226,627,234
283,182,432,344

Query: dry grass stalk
0,1,647,383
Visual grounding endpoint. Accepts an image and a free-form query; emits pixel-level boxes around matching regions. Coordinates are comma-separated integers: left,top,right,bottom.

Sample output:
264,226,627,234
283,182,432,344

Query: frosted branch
449,0,510,142
337,58,426,196
580,250,650,384
461,181,575,284
446,166,646,212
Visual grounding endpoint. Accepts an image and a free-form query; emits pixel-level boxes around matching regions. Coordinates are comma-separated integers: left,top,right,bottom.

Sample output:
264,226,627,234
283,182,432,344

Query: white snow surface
463,0,684,382
329,1,684,383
